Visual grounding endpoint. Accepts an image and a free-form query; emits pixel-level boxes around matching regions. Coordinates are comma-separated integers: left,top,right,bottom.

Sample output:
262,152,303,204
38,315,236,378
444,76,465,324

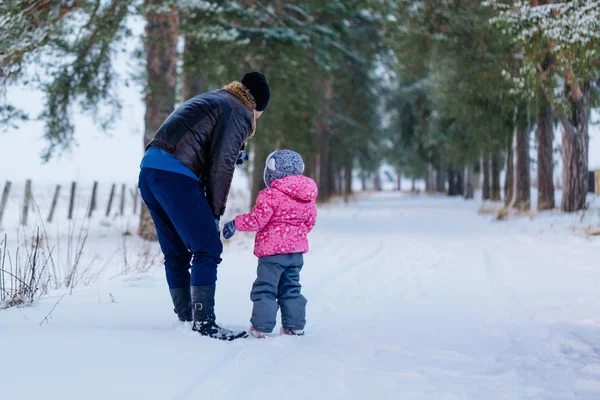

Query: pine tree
1,1,134,158
486,0,600,212
179,1,387,204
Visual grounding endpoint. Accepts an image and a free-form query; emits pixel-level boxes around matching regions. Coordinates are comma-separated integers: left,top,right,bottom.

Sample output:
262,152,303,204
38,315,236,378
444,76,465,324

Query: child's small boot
281,327,305,336
250,326,269,338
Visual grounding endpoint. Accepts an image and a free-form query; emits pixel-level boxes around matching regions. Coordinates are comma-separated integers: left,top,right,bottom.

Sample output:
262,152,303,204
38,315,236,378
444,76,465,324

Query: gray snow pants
250,253,307,333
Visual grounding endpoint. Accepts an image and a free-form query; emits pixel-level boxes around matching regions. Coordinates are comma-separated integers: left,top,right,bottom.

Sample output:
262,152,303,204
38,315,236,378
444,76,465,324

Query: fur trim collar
223,81,256,111
223,81,257,139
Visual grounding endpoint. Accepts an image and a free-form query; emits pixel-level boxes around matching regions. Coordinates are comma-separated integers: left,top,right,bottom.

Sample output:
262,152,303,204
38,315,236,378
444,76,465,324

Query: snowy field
1,15,599,398
1,189,600,399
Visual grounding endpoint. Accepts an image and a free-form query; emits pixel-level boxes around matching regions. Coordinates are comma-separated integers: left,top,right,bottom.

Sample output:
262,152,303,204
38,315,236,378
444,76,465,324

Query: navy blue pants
138,168,223,288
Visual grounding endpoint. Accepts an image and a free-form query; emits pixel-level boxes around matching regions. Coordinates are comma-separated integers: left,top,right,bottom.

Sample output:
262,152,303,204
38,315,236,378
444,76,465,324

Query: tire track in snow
307,240,387,323
312,241,386,286
171,345,254,400
481,245,526,322
479,235,600,397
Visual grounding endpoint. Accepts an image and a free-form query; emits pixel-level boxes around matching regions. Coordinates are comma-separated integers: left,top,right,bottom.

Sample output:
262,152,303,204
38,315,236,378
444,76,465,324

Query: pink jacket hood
269,175,319,202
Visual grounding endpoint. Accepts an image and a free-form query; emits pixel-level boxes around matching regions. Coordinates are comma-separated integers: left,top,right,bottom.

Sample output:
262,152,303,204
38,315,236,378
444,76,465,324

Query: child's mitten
222,220,236,239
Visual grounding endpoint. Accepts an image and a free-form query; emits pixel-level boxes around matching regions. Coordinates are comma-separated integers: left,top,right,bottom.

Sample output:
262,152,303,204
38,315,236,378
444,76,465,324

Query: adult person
138,72,270,341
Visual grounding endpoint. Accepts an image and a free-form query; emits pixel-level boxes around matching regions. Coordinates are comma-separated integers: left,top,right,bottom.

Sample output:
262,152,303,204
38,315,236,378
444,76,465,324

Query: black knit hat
241,72,270,111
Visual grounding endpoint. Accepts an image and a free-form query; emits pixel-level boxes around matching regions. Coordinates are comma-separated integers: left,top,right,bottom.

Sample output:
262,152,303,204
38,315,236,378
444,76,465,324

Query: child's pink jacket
234,175,318,258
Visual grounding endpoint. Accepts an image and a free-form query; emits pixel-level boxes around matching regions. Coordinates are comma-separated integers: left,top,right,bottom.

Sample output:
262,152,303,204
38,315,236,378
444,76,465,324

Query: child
222,150,318,338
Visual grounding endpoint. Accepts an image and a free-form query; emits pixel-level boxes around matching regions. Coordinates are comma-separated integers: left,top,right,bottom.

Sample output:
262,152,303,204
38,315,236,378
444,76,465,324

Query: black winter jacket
147,82,255,218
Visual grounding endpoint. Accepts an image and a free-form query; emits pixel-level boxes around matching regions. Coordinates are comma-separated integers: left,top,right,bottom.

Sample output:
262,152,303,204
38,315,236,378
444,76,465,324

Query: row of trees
384,0,599,214
1,1,599,240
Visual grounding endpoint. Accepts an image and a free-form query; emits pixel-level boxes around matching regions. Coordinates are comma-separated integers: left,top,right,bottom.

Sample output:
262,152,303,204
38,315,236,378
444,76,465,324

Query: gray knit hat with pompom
263,150,305,187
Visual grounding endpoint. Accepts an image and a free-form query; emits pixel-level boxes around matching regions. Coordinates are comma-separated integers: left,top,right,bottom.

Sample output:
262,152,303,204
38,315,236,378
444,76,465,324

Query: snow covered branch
0,0,83,82
484,0,600,47
484,0,599,105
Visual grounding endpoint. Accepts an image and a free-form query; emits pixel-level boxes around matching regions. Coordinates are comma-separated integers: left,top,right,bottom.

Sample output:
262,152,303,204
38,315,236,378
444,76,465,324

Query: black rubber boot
169,287,192,322
191,285,247,341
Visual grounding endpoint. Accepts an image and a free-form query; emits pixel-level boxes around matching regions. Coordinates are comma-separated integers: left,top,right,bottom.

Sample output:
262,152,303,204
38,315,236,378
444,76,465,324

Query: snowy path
2,193,600,399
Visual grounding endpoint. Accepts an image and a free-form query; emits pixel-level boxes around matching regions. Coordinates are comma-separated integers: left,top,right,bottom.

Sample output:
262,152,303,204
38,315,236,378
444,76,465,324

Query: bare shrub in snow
133,245,162,274
63,217,90,294
0,229,52,309
0,207,92,308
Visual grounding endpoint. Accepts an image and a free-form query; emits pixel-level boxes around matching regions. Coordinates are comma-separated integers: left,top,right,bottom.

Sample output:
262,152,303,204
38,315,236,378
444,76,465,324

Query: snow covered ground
2,191,600,399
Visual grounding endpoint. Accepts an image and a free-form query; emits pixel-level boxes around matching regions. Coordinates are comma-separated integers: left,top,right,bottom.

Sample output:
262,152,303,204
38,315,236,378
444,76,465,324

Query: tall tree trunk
411,178,416,192
318,147,337,200
328,151,337,197
491,151,502,202
344,162,353,203
560,81,591,212
304,153,316,182
396,169,402,191
536,96,555,211
436,168,446,193
416,94,432,192
464,165,474,199
314,78,334,201
514,107,531,211
361,172,368,191
504,131,515,207
447,167,458,196
138,1,179,241
319,147,331,200
456,171,464,197
333,169,339,195
330,166,337,196
426,165,435,192
374,173,382,192
534,26,556,210
182,35,207,100
482,155,491,200
338,162,344,195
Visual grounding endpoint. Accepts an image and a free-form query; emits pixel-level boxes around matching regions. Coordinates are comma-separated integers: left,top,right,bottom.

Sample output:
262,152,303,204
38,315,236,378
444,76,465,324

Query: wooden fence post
0,181,12,227
120,184,126,216
47,184,61,223
106,184,116,217
21,179,32,226
88,181,98,218
130,188,139,215
68,182,76,220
